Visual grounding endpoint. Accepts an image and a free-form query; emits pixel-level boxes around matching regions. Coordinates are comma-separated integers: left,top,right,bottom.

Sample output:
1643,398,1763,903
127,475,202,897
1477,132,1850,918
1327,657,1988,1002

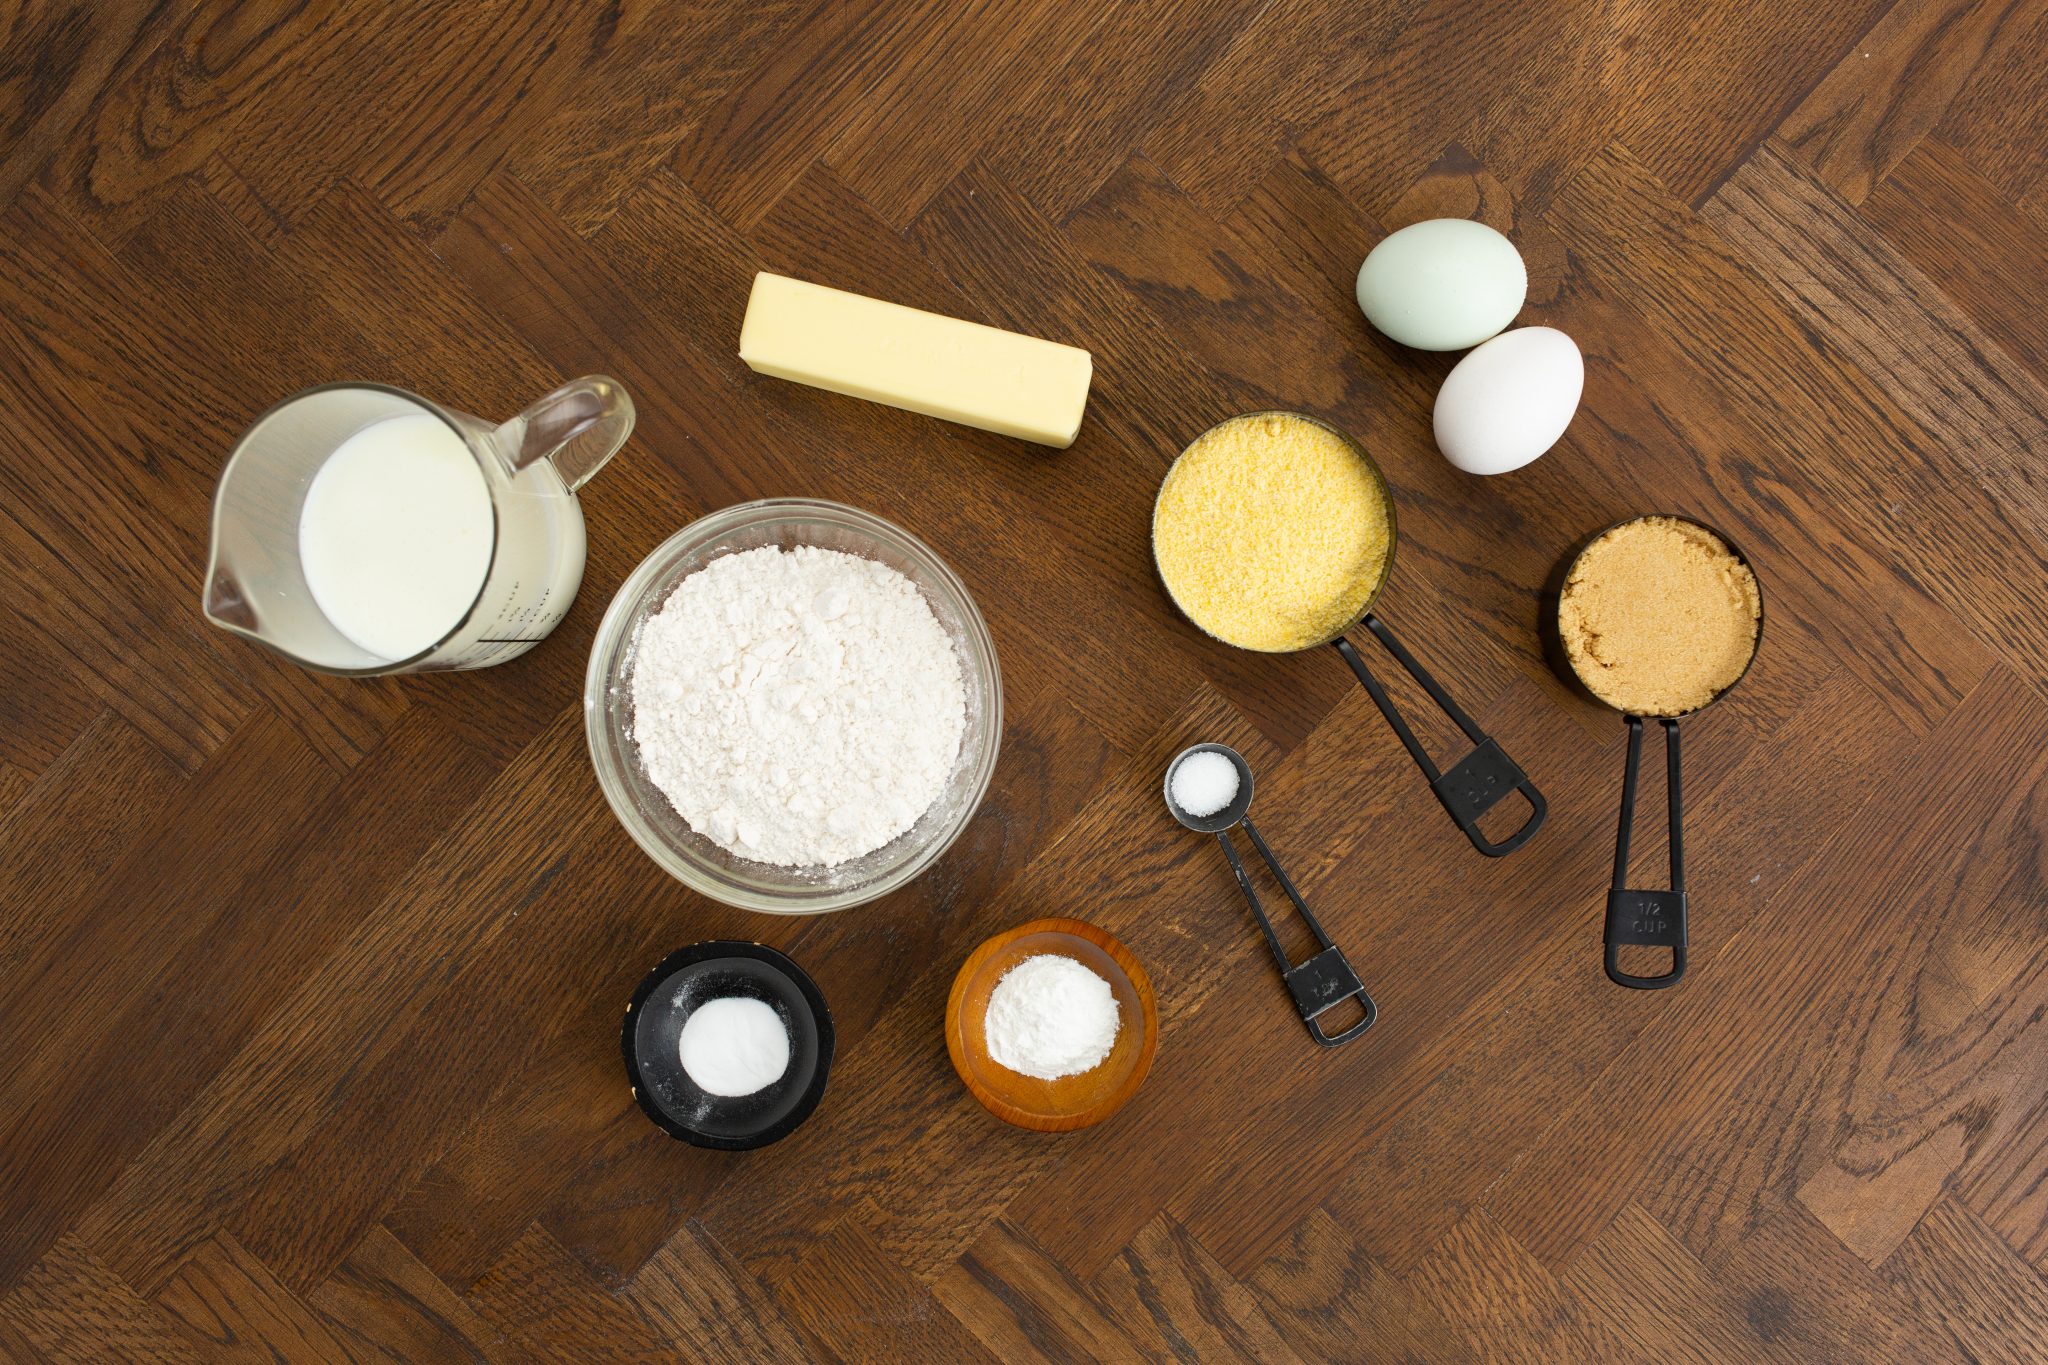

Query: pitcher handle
497,375,635,491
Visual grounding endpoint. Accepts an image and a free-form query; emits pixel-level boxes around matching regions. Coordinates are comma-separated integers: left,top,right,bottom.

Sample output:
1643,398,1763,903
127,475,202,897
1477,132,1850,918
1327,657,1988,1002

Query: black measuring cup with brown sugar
1153,411,1547,859
1547,514,1766,991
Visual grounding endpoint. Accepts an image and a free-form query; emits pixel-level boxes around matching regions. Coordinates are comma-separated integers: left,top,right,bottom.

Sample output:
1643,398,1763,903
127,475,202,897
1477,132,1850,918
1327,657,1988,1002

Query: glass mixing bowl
585,499,1002,913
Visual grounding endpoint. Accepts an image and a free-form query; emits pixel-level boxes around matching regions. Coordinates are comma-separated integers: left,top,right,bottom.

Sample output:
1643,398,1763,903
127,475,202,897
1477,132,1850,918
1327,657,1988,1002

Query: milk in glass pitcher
203,378,633,674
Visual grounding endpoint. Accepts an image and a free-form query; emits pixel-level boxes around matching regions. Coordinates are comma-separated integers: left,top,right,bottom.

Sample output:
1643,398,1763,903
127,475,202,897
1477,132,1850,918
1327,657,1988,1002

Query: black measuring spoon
1165,743,1376,1045
1548,515,1766,991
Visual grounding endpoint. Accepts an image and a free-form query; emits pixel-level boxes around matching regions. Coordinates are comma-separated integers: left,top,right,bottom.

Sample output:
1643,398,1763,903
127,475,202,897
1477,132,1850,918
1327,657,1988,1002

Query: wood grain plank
1863,136,2048,387
221,769,678,1291
676,0,972,227
1406,1211,1637,1363
193,153,285,245
507,0,815,236
1885,1197,2048,1365
306,1226,516,1365
0,1236,201,1365
467,1224,674,1364
627,1223,817,1365
1090,1215,1309,1365
1247,1210,1476,1365
0,762,28,824
0,1315,47,1365
819,0,1105,228
1777,0,2026,204
0,0,167,208
1558,1205,1803,1364
979,0,1266,222
37,3,344,242
0,494,252,774
775,1210,1003,1365
205,7,567,231
933,1220,1154,1365
348,2,611,233
1706,142,2048,533
0,709,183,977
1961,1075,2048,1272
71,711,600,1292
1634,797,2047,1287
153,1234,353,1365
1143,0,1408,215
1930,0,2048,208
1712,1203,1970,1363
0,712,333,1291
1795,942,2048,1264
0,707,491,1293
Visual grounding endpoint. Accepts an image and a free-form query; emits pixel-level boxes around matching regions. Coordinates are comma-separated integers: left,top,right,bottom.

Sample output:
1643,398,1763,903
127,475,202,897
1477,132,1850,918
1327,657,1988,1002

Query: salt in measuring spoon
1164,743,1377,1046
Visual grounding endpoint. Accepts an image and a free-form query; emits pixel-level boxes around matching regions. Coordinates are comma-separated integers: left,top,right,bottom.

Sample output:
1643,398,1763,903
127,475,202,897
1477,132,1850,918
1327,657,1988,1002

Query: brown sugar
1559,516,1761,716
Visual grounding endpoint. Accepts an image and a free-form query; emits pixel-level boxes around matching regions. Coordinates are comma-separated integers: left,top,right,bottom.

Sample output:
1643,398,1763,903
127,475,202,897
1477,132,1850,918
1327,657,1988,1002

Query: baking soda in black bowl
621,941,833,1150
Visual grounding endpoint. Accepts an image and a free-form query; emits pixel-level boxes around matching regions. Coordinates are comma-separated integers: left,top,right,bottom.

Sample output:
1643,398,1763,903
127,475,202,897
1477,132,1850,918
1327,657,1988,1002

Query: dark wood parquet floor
4,1,2048,1360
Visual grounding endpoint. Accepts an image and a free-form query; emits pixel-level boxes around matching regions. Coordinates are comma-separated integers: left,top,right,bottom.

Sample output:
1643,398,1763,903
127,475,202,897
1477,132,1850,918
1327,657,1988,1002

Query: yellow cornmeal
1560,516,1761,716
1153,413,1392,652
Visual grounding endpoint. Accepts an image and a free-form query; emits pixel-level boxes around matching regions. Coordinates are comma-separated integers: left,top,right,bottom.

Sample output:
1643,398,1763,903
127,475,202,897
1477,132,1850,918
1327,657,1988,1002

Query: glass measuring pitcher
203,377,633,674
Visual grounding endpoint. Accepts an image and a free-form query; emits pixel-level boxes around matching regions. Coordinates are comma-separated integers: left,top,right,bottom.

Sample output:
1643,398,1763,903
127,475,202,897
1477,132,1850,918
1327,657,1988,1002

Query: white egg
1355,219,1526,351
1432,326,1583,476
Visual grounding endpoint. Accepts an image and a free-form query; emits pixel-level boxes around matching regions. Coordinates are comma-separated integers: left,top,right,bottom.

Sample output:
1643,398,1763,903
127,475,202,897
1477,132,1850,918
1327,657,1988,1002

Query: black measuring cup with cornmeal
1153,411,1546,857
1548,514,1765,991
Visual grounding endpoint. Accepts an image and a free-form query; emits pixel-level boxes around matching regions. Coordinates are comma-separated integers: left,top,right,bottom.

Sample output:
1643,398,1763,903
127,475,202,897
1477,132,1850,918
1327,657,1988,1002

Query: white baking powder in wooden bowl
984,954,1121,1080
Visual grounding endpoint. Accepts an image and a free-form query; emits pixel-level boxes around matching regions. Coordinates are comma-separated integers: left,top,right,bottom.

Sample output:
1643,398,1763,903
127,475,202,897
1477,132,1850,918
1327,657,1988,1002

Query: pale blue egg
1355,219,1527,351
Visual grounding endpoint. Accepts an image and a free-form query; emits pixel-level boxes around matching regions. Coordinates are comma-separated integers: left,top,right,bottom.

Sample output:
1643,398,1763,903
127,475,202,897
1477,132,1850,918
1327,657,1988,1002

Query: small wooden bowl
945,918,1159,1132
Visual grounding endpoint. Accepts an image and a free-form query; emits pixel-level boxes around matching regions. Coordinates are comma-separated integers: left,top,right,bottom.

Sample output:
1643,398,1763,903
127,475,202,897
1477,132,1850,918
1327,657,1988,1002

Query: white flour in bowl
631,545,967,867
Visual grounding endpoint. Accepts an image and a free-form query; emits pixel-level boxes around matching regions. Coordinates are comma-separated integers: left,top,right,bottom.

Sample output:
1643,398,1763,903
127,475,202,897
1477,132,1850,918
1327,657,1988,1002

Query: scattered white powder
678,996,790,1097
984,954,1121,1080
632,545,967,867
1170,749,1239,817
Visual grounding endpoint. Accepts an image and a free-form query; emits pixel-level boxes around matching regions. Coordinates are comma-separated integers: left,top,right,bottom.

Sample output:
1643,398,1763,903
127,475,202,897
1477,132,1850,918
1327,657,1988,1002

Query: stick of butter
739,272,1092,448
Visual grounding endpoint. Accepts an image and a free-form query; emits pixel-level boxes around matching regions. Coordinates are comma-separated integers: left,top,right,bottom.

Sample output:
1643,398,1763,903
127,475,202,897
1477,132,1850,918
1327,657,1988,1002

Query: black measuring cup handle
1604,716,1688,989
1215,819,1377,1047
1334,616,1547,858
1306,988,1377,1046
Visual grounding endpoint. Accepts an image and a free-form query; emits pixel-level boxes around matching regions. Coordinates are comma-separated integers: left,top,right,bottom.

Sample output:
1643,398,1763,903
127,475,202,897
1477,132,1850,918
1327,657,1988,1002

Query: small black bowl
620,941,834,1150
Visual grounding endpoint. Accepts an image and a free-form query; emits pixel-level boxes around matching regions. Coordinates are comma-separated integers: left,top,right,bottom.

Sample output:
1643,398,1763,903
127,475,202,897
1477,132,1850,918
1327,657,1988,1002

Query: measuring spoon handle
1213,823,1377,1046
